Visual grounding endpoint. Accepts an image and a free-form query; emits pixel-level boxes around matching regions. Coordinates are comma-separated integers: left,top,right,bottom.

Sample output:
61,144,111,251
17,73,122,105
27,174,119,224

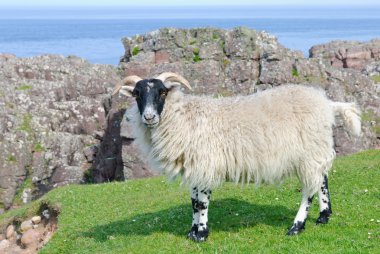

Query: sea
0,6,380,65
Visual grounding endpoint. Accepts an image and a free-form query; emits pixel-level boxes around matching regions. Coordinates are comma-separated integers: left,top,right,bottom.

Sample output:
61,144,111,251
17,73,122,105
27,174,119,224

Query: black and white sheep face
132,79,169,128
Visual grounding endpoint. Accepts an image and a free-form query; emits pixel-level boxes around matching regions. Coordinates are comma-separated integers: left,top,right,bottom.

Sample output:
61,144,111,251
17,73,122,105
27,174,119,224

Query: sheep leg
316,175,332,224
287,191,314,235
187,187,211,242
187,187,200,239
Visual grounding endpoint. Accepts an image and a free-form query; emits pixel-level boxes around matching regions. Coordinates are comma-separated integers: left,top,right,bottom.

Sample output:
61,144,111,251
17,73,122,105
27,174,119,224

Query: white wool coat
127,85,360,193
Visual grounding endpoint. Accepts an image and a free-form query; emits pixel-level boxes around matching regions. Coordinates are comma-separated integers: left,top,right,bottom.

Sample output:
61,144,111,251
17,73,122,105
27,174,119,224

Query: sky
1,0,380,6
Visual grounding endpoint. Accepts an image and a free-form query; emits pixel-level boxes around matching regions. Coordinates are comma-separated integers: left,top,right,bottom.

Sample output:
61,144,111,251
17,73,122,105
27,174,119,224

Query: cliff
0,27,379,213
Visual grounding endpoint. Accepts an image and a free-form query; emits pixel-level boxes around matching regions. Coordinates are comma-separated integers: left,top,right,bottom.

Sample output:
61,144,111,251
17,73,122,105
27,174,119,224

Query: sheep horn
156,72,192,90
112,75,142,95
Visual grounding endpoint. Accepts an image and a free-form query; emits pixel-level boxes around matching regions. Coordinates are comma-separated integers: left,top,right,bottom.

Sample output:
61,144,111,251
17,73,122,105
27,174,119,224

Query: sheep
113,72,361,242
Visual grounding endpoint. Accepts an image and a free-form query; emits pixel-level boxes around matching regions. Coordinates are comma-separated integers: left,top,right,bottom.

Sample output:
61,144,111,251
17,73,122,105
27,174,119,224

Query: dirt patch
0,204,58,254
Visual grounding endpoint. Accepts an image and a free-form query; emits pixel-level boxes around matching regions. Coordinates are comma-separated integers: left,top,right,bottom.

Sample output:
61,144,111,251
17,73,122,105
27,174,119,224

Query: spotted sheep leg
287,174,333,235
287,191,314,235
187,187,211,242
316,174,332,224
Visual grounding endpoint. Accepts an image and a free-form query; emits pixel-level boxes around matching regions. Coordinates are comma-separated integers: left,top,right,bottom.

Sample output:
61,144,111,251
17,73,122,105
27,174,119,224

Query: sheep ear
112,75,142,96
119,86,135,97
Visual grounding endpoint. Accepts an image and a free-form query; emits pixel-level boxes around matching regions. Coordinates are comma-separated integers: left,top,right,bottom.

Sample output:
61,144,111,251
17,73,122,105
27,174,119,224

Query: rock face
309,39,380,70
1,27,379,212
0,53,157,211
0,54,122,210
119,27,380,154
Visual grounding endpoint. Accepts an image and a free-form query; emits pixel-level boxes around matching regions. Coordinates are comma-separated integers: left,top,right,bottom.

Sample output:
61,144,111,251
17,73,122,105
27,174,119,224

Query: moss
33,143,45,152
362,109,375,122
5,102,14,109
371,75,380,83
215,87,234,98
291,67,299,77
18,113,33,134
223,58,230,67
13,176,34,206
193,55,200,62
362,109,380,134
374,126,380,135
189,38,197,45
83,168,94,184
132,46,140,56
16,84,33,91
219,40,225,51
6,155,17,162
193,48,201,62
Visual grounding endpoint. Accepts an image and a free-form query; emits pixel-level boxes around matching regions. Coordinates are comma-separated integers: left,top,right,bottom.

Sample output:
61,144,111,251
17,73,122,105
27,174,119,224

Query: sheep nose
144,113,155,121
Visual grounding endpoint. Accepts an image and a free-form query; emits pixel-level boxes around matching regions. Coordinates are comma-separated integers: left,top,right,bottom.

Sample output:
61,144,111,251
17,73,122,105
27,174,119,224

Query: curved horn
112,75,142,95
156,72,192,90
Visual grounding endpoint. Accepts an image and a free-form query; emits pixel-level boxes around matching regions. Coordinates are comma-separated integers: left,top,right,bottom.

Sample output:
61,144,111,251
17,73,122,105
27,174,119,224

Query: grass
15,84,33,91
193,48,201,62
6,155,17,162
371,75,380,83
33,143,46,152
12,176,34,207
132,46,140,56
1,150,379,254
189,39,197,45
291,67,299,77
362,109,380,135
17,113,33,134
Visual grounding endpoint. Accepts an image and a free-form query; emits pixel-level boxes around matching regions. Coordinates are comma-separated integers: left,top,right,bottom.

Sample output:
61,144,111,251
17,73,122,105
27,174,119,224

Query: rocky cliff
117,27,379,152
1,27,379,213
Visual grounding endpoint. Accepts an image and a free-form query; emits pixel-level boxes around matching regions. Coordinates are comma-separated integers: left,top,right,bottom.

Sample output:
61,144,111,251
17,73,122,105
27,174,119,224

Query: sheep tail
331,102,362,137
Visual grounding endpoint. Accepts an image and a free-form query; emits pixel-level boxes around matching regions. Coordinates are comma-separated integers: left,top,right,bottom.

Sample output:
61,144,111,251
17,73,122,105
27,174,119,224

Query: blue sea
0,6,380,65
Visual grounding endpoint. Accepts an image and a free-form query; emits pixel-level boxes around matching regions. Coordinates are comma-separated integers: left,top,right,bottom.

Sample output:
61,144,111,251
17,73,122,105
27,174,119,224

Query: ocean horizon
1,6,380,65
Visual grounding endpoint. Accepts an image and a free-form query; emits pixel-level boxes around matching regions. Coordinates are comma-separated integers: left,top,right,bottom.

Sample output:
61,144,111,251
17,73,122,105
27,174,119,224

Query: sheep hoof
187,225,198,239
187,228,209,242
316,210,332,225
287,221,305,236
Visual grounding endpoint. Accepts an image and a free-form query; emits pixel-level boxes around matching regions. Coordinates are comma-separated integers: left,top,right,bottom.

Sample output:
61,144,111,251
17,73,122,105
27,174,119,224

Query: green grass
132,46,140,56
193,48,201,62
17,113,33,134
189,38,197,45
6,155,17,162
15,84,33,91
371,75,380,83
12,176,34,207
33,143,45,152
291,67,299,77
1,150,379,254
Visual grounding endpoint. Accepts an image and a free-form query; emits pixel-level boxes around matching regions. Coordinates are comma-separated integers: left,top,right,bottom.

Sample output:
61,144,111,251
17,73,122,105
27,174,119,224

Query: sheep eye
132,92,140,99
160,91,168,97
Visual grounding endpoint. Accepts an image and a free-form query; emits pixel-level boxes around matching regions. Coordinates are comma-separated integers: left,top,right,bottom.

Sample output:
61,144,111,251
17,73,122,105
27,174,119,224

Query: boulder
0,239,10,251
310,39,380,70
5,224,16,240
31,216,42,225
21,228,40,249
20,220,33,233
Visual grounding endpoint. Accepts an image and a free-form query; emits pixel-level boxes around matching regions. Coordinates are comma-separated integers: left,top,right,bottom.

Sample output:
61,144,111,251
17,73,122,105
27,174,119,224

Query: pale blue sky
1,0,379,6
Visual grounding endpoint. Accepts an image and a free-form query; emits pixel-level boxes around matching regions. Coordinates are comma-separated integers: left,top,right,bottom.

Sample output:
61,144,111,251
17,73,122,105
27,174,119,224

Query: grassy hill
1,150,379,254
